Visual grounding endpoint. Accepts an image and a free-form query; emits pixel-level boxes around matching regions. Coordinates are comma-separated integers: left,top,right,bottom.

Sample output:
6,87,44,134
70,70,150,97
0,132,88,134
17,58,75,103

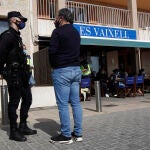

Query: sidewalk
0,94,150,150
29,93,150,123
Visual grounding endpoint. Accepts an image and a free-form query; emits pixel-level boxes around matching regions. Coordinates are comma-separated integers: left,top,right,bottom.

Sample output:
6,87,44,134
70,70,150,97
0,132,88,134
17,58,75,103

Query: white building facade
0,0,150,112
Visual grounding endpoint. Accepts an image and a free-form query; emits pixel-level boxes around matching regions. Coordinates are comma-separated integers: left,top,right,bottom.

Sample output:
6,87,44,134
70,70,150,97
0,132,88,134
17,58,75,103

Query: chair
117,76,135,97
135,75,144,96
80,77,91,101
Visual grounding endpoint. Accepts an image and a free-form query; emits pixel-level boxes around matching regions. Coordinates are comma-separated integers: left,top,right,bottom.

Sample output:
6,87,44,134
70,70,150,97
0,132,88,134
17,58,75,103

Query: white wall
38,19,55,37
0,86,57,113
138,29,150,41
31,86,56,108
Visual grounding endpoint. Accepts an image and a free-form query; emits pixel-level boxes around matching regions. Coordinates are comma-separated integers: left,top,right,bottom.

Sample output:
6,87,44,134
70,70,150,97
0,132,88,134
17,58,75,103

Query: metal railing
138,11,150,29
66,1,132,28
36,0,150,29
37,0,56,19
0,0,4,6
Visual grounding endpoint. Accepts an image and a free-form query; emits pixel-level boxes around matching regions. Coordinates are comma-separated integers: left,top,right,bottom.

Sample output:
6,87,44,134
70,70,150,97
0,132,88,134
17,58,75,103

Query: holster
4,62,30,87
3,62,20,87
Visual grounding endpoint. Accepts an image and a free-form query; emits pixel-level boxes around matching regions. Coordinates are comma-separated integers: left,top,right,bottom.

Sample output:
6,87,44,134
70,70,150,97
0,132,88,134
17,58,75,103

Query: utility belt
3,62,30,87
7,62,25,70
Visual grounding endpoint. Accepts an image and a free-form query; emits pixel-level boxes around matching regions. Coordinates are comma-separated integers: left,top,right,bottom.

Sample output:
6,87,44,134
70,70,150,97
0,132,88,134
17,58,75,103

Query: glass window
37,0,56,19
0,20,8,34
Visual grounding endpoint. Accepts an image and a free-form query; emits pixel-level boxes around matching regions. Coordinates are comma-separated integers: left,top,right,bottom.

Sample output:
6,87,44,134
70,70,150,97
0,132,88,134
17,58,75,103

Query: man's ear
10,17,17,23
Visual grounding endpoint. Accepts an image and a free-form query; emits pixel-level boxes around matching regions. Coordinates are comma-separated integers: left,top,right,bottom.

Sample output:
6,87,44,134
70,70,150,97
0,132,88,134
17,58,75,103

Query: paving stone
1,95,150,149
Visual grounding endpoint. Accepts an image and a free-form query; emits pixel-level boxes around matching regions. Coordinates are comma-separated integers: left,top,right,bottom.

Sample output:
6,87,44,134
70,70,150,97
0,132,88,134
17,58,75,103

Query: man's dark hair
58,8,74,24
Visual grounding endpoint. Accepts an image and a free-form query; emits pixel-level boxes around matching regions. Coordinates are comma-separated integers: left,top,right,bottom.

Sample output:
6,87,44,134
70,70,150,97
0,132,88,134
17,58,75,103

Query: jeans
52,66,82,137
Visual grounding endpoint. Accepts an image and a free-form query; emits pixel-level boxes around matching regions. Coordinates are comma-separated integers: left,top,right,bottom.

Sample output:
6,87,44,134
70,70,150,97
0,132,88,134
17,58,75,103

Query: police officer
0,11,37,142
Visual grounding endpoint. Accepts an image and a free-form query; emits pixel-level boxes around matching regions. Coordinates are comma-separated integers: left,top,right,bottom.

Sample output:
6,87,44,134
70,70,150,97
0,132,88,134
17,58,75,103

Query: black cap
7,11,27,22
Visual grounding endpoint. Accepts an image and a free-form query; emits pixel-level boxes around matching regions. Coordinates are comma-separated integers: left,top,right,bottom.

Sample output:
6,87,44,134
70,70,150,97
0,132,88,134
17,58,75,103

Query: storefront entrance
118,48,136,76
80,45,136,78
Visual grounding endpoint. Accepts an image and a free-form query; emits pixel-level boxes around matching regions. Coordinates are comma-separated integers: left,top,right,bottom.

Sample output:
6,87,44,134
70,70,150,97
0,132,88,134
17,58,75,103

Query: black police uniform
0,27,33,132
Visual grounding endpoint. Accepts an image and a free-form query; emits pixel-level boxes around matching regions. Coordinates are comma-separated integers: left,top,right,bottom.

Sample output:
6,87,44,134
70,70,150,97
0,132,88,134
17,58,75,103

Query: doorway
118,48,136,76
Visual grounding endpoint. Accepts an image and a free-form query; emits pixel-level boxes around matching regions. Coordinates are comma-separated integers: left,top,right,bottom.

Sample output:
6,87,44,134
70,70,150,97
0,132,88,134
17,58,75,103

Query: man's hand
0,74,3,79
82,68,88,72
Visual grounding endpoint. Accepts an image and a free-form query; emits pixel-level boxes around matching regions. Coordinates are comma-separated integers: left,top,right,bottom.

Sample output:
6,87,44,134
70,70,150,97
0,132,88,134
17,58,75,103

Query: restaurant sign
73,23,137,40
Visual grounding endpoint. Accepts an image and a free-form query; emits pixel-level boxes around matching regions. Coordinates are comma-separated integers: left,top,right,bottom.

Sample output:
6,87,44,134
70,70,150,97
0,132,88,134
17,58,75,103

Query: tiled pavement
0,94,150,150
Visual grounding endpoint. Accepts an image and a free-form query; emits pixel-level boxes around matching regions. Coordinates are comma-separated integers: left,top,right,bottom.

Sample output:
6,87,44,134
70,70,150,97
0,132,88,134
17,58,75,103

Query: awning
81,37,150,48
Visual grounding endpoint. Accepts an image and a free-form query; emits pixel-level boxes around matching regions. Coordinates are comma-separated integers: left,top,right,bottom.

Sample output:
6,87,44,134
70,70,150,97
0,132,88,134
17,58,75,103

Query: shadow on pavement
34,118,60,136
84,108,97,112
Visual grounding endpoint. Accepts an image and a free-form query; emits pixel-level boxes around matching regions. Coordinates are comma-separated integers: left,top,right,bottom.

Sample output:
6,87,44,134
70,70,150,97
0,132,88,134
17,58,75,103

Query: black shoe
50,133,73,144
71,132,83,142
9,128,27,142
19,123,37,135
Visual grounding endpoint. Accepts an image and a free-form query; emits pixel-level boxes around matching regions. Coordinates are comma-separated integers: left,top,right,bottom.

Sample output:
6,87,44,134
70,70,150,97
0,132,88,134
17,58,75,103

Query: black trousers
7,85,32,128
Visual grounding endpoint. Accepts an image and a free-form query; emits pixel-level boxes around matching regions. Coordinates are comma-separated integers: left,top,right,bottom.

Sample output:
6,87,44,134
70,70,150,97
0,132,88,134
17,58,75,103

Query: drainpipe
137,48,141,70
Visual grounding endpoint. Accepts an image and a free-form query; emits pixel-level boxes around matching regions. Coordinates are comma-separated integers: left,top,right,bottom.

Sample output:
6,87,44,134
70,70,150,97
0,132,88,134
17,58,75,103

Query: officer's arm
0,34,13,74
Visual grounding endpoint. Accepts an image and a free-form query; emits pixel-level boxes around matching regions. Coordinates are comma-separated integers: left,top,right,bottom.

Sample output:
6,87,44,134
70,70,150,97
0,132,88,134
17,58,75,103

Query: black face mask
54,20,60,28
